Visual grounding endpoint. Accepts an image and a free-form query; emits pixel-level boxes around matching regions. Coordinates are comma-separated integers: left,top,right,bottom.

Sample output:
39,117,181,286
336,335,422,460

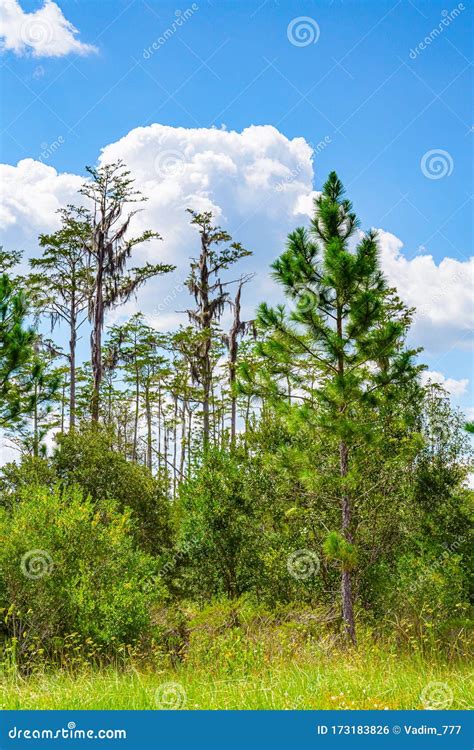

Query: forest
0,162,472,710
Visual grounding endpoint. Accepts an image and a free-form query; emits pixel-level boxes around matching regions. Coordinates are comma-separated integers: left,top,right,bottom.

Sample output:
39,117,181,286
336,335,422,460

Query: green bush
176,448,325,604
368,544,472,655
52,426,172,556
0,456,56,509
0,484,165,668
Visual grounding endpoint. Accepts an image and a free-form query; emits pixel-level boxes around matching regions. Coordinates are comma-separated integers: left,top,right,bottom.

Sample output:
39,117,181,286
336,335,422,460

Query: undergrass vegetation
1,600,472,710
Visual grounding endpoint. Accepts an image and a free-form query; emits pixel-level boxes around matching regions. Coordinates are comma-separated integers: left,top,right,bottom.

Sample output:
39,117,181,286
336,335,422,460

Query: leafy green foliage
52,426,173,556
0,485,164,668
0,168,471,682
0,270,36,427
323,531,358,571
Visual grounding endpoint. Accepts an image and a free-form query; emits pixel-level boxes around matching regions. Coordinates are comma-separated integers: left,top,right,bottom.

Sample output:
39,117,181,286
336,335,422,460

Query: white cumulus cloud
0,0,96,57
0,123,472,355
377,230,473,354
0,158,84,249
420,370,469,398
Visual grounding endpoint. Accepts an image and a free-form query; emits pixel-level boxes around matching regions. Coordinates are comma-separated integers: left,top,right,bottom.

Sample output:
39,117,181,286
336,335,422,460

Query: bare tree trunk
187,407,193,477
157,381,162,472
60,380,66,433
173,395,178,498
337,301,356,647
164,425,169,487
340,439,356,646
69,296,76,430
33,380,39,458
90,264,103,422
203,376,211,451
145,384,152,471
107,382,112,426
228,283,241,445
132,367,139,461
179,399,187,480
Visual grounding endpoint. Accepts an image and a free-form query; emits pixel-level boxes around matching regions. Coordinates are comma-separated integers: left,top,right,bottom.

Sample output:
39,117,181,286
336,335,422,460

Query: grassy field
1,651,472,710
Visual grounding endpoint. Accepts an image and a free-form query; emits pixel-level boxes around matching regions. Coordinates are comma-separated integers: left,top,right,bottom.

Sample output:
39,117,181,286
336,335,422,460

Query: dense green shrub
0,428,173,557
0,456,56,509
0,485,165,668
53,426,172,556
175,448,325,604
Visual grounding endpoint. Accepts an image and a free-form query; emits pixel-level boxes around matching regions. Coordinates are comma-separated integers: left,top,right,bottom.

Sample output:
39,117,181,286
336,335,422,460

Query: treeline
0,165,471,667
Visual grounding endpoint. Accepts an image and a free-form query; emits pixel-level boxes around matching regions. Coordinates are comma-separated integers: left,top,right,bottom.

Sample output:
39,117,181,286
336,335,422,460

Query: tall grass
1,601,472,710
1,649,472,710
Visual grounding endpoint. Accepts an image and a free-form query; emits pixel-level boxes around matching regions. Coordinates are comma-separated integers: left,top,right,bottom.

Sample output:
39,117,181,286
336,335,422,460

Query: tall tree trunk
187,407,193,477
145,383,152,471
60,380,65,433
340,439,356,645
203,376,210,451
107,382,112,426
157,381,162,472
229,333,237,445
132,367,139,461
337,302,356,646
33,381,39,458
69,296,76,430
173,394,178,498
179,399,187,481
90,270,103,422
164,425,169,486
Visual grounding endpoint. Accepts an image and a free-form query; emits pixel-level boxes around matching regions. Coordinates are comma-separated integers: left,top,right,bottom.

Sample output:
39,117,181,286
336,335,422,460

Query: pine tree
245,172,420,644
0,250,36,428
9,336,61,457
107,314,168,465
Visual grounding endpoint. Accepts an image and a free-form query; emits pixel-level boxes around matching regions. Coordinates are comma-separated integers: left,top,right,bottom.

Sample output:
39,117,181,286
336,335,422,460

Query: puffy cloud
420,370,469,398
97,123,313,257
0,123,472,358
0,158,84,252
96,124,315,323
0,124,315,326
377,230,473,354
0,0,96,58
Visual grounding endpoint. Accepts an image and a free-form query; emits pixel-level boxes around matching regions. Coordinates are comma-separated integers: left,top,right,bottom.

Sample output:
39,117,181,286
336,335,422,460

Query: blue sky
0,0,473,415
